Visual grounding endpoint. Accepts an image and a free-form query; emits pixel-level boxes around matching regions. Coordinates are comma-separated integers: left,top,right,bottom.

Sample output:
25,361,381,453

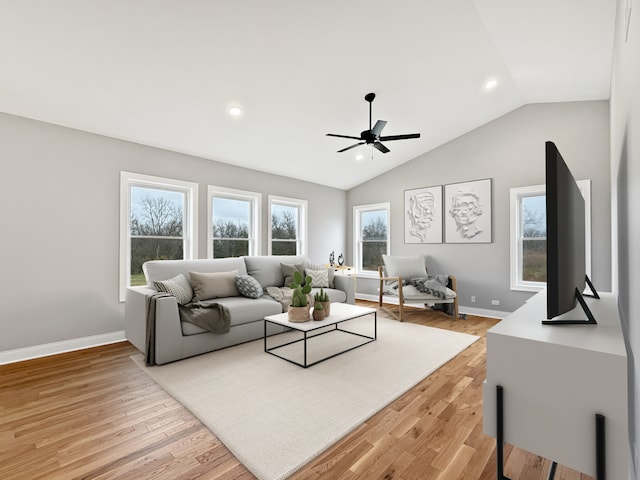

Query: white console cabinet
483,290,628,479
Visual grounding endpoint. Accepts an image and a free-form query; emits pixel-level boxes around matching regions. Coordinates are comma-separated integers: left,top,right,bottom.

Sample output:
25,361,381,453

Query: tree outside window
213,197,250,258
354,203,390,274
269,196,307,256
271,205,298,255
361,211,388,271
521,195,546,282
130,187,186,286
120,172,197,301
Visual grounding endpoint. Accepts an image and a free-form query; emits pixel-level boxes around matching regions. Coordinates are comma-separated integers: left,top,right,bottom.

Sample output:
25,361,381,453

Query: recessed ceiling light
355,153,364,161
228,106,243,117
484,78,498,90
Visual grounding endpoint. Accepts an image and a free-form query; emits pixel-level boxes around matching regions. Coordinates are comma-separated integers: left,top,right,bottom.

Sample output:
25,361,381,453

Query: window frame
119,172,198,301
268,195,308,256
509,180,591,292
208,185,261,258
353,202,391,276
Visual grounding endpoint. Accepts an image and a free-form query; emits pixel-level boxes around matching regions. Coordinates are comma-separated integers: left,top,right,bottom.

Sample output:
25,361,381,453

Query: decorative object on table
329,251,335,266
288,271,312,322
404,185,443,244
314,288,331,316
312,301,325,321
337,253,344,266
444,178,492,243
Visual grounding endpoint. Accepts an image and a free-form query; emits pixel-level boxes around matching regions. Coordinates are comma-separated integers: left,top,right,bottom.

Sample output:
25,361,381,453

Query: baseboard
355,293,507,320
0,331,126,365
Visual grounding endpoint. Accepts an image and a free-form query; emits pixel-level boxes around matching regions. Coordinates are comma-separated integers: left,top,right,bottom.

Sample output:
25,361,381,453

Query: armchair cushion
382,254,428,278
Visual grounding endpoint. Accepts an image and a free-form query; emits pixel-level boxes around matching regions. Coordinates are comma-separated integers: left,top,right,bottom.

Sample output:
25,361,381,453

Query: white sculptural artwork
407,191,436,241
449,190,483,239
444,178,492,243
404,185,443,244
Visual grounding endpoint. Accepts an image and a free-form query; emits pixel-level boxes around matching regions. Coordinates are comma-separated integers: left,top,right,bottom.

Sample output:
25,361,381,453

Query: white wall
0,113,346,353
610,0,640,476
347,101,612,313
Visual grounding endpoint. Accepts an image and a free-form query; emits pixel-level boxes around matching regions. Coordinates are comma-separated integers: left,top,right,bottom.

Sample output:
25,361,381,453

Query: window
268,195,307,255
510,181,591,292
208,186,261,258
354,203,390,275
119,172,198,301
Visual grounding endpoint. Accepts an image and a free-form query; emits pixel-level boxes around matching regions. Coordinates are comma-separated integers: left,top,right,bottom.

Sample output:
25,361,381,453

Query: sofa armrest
125,286,155,353
333,275,355,304
125,286,185,364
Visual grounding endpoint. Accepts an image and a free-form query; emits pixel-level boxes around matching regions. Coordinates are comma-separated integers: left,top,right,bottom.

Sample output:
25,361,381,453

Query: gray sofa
125,255,355,365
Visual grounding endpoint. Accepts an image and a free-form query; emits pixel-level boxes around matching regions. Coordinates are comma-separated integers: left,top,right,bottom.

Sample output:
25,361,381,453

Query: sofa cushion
190,270,240,301
306,268,329,288
304,261,335,288
309,287,346,304
382,254,428,278
154,273,193,305
281,263,306,286
234,274,263,299
143,258,247,287
181,296,283,335
243,255,309,288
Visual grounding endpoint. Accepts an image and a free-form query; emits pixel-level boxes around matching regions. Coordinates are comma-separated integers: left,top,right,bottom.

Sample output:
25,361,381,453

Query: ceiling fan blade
326,133,362,140
337,142,365,153
372,142,390,153
379,133,421,141
371,120,387,137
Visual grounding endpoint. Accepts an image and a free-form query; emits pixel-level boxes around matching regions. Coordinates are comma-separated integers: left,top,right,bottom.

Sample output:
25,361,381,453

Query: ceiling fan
326,92,421,154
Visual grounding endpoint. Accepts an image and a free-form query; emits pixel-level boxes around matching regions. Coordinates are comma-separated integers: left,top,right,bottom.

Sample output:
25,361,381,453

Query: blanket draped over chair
385,275,452,299
145,293,231,365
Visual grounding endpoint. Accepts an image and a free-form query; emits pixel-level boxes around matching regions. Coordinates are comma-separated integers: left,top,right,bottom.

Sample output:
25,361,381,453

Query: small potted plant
312,301,325,321
314,288,331,316
288,271,312,322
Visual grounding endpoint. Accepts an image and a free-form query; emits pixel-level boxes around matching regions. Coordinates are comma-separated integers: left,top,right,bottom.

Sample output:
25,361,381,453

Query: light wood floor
1,302,593,480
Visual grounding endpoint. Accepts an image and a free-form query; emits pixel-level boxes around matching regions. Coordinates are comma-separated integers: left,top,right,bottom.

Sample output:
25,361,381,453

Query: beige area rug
132,316,479,480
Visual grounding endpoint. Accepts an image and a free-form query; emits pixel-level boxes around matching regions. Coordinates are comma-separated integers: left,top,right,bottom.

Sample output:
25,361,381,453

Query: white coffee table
264,303,377,368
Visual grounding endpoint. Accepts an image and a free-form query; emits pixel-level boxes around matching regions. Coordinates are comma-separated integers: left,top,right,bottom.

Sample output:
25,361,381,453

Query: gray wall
610,0,640,476
0,112,346,352
347,101,612,313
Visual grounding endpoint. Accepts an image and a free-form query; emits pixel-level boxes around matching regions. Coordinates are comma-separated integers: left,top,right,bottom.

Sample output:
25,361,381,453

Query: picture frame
404,185,443,244
444,178,492,243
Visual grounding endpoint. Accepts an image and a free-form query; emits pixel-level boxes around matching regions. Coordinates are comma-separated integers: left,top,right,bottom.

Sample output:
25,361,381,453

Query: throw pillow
190,270,240,301
154,273,193,305
382,254,428,278
304,261,335,288
234,275,263,299
306,268,329,288
281,263,306,287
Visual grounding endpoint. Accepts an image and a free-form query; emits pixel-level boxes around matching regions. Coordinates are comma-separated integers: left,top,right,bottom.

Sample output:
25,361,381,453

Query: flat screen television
544,141,599,325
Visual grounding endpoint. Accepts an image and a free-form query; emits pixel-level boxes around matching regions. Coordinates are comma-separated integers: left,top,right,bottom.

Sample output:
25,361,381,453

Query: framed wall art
404,185,443,244
444,178,492,243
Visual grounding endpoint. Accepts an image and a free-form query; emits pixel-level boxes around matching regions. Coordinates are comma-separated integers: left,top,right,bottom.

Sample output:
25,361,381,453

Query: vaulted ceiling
0,0,616,189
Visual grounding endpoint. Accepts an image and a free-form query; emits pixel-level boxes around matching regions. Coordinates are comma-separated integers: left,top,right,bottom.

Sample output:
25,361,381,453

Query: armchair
378,254,458,321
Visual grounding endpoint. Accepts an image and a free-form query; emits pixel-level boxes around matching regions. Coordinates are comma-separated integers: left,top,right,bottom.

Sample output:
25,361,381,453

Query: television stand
542,275,600,325
483,290,628,479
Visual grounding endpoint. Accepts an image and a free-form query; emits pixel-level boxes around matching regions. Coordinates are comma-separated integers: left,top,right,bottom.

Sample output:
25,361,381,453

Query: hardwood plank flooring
0,301,593,479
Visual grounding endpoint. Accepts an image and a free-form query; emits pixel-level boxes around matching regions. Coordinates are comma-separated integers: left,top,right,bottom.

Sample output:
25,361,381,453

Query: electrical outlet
471,295,476,303
491,300,500,306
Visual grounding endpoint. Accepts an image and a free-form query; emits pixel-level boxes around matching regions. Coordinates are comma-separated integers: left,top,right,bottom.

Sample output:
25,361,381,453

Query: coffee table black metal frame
264,307,376,368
